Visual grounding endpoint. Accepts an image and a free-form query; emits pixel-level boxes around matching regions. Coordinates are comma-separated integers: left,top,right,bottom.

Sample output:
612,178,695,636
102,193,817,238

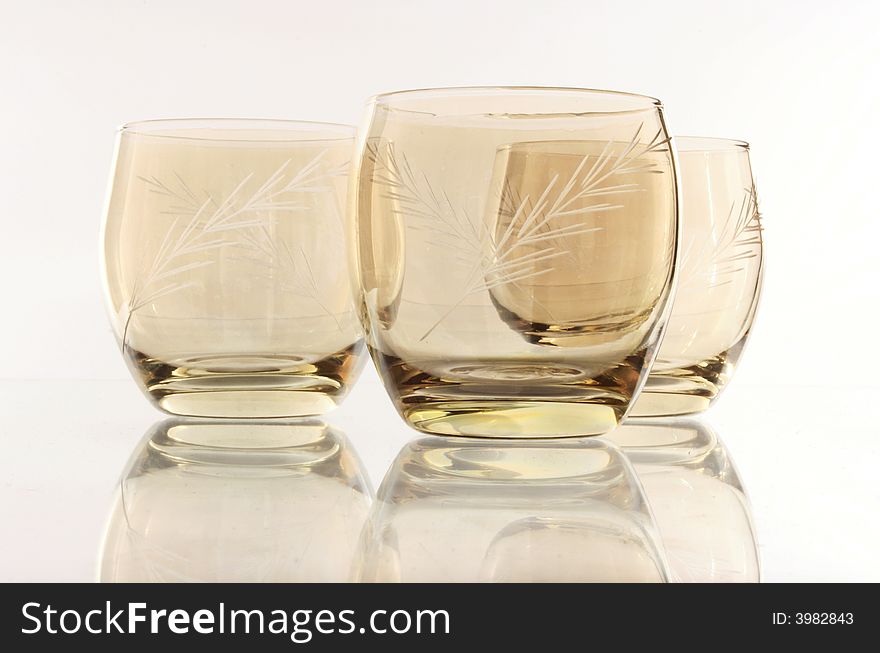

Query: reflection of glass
632,137,763,417
102,119,364,418
100,419,372,582
354,437,670,582
352,87,679,437
607,419,760,582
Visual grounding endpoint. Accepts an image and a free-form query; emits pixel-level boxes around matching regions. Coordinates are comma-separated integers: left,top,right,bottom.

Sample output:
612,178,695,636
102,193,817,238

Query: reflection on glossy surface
354,437,670,582
607,419,760,582
100,419,372,582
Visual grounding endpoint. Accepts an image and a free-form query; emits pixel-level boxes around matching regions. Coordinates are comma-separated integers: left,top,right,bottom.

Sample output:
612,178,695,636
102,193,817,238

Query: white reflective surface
1,367,876,582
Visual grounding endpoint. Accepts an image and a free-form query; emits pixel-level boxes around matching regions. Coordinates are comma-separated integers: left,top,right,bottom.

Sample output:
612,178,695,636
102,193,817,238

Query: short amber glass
351,87,679,437
631,137,764,417
102,119,364,418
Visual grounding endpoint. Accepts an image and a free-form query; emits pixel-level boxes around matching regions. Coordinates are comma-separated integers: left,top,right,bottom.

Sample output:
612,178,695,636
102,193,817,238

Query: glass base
374,351,641,438
628,389,713,418
125,343,363,418
403,400,624,438
630,338,750,418
157,388,341,419
629,365,723,418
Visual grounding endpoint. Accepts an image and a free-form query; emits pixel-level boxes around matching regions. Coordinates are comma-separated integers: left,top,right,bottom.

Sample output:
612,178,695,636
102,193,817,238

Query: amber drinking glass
102,119,364,418
351,87,679,437
631,137,763,417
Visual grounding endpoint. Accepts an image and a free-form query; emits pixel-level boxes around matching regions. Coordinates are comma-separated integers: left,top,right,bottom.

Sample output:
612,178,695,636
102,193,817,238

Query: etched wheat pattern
366,125,670,340
122,152,339,348
365,140,485,264
234,225,345,331
678,187,763,292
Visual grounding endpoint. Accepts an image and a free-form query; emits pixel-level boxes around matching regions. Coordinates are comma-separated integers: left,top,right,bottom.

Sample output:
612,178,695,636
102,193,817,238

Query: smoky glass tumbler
102,119,364,418
350,87,679,437
631,137,763,417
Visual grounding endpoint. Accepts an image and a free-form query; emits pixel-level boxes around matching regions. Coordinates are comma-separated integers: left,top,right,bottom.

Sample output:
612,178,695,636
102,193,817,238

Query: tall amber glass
351,87,679,437
632,137,763,417
102,119,364,418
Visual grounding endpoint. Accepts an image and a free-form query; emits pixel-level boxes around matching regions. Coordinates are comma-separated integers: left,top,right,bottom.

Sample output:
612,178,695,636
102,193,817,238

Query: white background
0,0,878,581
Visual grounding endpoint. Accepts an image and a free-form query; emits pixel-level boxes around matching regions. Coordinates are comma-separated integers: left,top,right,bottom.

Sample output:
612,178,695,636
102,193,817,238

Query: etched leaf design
234,223,345,331
122,151,340,348
365,140,485,259
365,125,671,340
678,187,763,291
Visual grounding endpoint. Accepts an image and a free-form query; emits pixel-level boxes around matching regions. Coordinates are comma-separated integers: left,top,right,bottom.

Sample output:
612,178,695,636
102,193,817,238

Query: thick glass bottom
403,400,624,438
628,382,714,417
629,349,737,418
124,343,364,418
373,350,642,438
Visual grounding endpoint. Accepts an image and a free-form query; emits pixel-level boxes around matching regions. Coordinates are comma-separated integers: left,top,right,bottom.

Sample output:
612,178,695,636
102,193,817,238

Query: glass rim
675,135,750,152
370,85,663,115
118,118,356,143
